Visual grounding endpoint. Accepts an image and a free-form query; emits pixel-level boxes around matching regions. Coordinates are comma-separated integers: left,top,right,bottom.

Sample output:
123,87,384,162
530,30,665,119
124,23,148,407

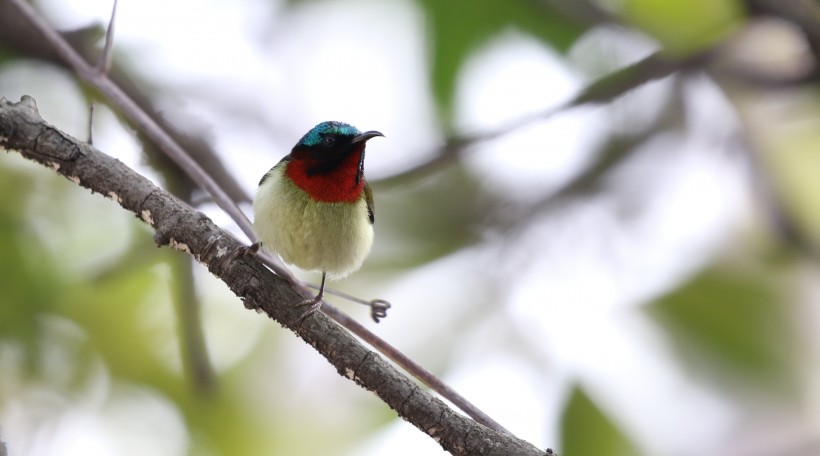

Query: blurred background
1,0,820,454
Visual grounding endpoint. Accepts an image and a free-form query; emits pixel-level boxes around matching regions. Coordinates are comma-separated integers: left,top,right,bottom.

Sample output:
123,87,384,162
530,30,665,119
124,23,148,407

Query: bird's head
285,121,383,202
291,121,383,170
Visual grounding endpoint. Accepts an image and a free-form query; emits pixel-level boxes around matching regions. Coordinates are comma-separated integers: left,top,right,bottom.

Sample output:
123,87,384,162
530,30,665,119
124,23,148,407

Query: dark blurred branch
171,252,217,392
376,49,714,186
736,134,820,264
0,96,543,456
571,50,712,105
534,0,617,27
499,77,688,231
722,62,820,88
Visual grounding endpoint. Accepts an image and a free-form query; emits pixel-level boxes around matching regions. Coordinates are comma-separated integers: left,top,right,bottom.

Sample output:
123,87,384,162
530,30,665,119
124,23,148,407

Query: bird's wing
364,181,375,224
259,155,291,186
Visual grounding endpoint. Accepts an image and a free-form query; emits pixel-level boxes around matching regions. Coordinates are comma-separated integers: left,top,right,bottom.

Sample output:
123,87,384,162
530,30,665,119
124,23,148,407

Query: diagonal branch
733,131,820,264
375,48,715,186
0,95,545,456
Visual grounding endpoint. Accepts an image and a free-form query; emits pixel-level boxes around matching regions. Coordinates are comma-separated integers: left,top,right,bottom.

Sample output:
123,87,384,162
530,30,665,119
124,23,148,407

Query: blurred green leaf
620,0,744,56
559,385,639,456
648,267,797,387
416,0,586,127
64,264,171,384
0,161,63,372
762,117,820,244
373,165,485,268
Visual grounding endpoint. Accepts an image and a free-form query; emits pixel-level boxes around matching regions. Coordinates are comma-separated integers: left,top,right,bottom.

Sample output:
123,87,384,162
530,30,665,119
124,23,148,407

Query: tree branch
374,48,715,186
734,131,820,265
0,95,546,455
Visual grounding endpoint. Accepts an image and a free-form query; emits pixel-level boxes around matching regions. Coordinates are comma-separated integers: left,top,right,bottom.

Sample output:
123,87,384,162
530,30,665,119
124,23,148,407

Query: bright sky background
1,0,757,454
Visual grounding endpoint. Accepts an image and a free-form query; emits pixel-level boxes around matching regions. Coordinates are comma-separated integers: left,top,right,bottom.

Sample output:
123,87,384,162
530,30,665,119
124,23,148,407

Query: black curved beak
351,130,385,144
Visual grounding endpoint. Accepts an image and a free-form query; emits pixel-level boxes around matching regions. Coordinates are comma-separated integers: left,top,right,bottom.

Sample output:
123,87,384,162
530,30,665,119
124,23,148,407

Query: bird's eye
322,136,336,148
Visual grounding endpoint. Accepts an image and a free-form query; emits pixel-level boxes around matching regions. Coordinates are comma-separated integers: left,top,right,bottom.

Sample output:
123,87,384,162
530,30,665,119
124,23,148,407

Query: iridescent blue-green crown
297,121,361,147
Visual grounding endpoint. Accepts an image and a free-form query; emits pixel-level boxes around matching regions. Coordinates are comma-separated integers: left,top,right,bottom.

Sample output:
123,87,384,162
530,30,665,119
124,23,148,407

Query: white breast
252,164,374,280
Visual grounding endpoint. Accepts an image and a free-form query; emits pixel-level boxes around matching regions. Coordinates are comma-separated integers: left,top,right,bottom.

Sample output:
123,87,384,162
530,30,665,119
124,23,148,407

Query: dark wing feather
364,182,375,224
259,155,291,186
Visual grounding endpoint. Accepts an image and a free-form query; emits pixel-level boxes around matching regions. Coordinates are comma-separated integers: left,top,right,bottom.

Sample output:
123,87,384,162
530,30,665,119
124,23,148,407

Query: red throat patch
285,149,365,202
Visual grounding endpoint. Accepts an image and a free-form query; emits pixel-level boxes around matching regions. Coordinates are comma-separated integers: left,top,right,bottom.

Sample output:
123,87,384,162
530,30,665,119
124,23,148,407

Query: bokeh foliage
3,0,820,455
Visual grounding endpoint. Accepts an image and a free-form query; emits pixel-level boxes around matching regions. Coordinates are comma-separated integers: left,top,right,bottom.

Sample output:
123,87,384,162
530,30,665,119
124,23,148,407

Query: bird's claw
369,299,391,323
296,295,323,323
232,242,260,260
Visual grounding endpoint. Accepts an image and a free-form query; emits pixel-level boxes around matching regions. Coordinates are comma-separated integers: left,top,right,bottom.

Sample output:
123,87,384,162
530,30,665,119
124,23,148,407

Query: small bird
252,121,383,320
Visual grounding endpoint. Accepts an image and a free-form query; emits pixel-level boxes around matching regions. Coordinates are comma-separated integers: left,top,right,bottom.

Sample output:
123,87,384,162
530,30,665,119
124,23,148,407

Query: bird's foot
296,294,323,323
233,242,260,260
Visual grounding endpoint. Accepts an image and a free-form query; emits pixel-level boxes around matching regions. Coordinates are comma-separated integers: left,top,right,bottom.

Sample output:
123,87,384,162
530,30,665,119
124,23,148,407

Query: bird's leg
297,272,326,322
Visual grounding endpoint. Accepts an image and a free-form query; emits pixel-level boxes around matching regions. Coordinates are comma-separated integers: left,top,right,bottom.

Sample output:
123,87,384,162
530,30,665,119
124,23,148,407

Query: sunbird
252,121,384,319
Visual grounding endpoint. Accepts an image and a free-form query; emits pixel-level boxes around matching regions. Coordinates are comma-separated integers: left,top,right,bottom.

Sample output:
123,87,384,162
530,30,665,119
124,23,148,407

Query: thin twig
87,103,95,145
96,0,117,75
321,306,507,431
